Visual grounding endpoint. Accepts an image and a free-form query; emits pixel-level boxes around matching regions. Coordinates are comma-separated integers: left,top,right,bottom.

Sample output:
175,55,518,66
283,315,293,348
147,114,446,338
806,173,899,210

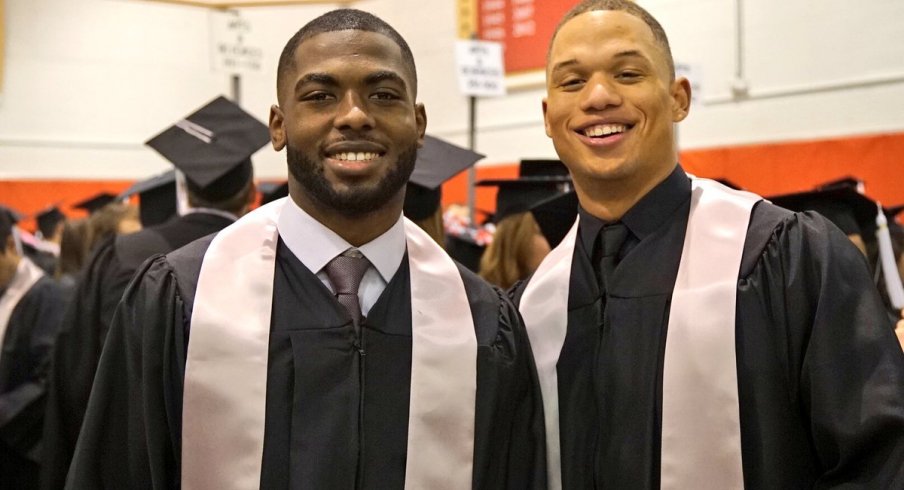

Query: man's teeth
331,152,380,161
583,124,628,137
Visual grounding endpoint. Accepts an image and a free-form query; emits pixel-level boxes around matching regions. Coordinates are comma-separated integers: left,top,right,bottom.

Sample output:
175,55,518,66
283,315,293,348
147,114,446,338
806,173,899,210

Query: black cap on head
145,96,269,202
476,159,572,223
518,159,571,179
36,206,66,237
404,135,485,221
121,170,178,227
477,180,569,223
531,190,579,248
260,181,290,206
72,192,119,215
769,186,877,236
1,205,23,244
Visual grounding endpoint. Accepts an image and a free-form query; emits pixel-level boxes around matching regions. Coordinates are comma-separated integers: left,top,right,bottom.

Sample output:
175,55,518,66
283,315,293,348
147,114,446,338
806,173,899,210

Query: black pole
231,74,241,105
467,94,477,225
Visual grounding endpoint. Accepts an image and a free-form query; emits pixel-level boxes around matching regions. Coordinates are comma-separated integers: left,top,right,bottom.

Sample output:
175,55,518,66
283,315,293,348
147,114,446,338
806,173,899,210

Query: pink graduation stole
520,178,760,490
181,198,478,490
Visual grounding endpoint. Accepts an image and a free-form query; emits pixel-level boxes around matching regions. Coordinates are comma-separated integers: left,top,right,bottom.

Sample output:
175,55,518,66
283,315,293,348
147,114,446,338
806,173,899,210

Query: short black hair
276,9,418,97
550,0,675,80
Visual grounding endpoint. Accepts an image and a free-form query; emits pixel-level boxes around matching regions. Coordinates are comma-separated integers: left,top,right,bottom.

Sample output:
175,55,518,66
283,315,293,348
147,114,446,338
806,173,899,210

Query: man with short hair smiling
66,9,545,490
513,1,904,489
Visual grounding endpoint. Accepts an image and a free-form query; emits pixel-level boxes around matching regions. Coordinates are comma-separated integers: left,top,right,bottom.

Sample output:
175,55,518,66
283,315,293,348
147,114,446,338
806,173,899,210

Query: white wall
1,0,903,180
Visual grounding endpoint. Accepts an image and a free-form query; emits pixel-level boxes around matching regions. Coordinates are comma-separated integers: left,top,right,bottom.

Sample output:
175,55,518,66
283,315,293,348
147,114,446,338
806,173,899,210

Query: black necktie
324,249,371,327
597,223,629,294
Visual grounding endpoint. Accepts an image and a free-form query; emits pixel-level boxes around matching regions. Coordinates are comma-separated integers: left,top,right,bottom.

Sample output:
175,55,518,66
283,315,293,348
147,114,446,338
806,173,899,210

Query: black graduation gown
66,234,546,489
512,167,904,489
40,212,234,490
0,275,66,489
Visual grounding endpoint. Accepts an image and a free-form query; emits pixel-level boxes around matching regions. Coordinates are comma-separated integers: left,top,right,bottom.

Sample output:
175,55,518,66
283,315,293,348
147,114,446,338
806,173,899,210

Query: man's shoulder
162,233,217,282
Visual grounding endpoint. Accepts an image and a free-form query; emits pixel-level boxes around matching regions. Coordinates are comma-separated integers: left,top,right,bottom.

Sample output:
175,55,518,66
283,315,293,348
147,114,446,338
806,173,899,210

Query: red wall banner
477,0,577,74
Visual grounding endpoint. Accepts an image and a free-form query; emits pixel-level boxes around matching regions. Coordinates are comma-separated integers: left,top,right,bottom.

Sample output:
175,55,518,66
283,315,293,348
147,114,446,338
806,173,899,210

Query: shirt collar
579,164,690,252
276,198,406,283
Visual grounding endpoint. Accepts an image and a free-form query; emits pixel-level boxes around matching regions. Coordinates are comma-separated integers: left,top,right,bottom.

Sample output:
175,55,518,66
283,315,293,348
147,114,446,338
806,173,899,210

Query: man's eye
616,71,642,81
372,91,400,101
560,78,585,89
302,92,333,102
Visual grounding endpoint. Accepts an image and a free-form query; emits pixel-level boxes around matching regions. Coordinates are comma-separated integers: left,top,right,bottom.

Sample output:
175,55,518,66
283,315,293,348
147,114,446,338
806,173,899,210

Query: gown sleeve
65,254,188,490
470,275,546,490
746,210,904,487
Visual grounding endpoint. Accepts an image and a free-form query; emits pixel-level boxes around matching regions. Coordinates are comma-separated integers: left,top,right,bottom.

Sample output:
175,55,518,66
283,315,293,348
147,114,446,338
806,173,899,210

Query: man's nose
579,78,622,112
334,92,375,130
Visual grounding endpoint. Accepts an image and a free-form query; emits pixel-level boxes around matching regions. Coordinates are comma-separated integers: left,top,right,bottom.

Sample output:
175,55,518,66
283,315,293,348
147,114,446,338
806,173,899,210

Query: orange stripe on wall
0,180,133,232
442,131,904,221
3,131,903,231
681,132,904,206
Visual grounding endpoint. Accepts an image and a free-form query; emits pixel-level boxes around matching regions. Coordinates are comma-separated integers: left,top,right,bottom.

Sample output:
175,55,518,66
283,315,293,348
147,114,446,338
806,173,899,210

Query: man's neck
575,164,676,222
289,191,403,248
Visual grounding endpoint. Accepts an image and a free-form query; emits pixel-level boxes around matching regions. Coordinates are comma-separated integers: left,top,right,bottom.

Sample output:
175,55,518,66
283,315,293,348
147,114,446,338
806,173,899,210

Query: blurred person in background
0,206,66,489
40,95,264,490
478,160,571,289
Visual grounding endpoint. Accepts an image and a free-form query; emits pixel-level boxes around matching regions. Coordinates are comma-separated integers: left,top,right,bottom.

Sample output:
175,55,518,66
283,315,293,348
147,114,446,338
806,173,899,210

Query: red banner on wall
477,0,577,74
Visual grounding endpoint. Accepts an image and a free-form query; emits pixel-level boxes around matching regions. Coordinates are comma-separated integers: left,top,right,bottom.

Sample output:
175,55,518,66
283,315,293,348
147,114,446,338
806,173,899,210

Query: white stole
0,257,45,353
181,198,477,490
520,178,760,490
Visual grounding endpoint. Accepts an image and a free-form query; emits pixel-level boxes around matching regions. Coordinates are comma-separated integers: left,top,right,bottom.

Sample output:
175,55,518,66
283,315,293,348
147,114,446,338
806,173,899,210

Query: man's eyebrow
294,73,338,91
364,70,408,89
550,50,653,75
613,49,650,62
550,58,579,75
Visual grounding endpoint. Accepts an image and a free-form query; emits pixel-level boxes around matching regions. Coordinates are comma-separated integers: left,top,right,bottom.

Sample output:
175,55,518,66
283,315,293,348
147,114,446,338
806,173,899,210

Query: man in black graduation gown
40,97,265,490
0,206,66,489
66,9,544,490
513,1,904,488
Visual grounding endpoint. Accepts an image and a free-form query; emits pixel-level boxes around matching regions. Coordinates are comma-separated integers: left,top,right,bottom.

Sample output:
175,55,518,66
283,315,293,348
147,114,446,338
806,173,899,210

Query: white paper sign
210,11,263,74
455,40,507,97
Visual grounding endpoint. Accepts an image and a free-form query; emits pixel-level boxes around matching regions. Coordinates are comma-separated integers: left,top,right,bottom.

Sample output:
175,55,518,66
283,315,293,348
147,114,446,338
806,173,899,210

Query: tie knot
600,223,629,258
324,250,371,295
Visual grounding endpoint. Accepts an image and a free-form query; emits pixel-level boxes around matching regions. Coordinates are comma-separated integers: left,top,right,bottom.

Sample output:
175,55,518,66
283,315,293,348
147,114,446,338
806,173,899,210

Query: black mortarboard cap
769,186,877,236
1,206,25,243
404,135,485,221
260,181,289,206
120,170,178,227
531,190,578,248
72,192,119,214
36,206,66,237
477,180,568,223
444,233,486,273
145,96,269,202
517,159,571,179
476,159,572,223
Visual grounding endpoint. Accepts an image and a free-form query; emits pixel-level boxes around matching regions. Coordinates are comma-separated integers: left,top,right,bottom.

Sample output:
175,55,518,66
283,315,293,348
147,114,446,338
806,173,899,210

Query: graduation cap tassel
875,203,904,310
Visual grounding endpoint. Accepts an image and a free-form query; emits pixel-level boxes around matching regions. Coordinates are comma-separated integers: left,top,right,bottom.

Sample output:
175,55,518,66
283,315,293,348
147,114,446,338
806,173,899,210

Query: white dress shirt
276,197,407,316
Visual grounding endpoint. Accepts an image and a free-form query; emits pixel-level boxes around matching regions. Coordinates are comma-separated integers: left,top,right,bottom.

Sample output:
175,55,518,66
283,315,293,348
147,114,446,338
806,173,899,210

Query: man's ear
269,104,287,151
542,98,552,138
415,103,427,147
671,77,691,122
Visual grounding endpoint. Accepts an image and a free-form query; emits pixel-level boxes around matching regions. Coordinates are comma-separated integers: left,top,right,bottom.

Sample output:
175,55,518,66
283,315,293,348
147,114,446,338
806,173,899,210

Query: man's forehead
292,30,412,80
550,10,658,59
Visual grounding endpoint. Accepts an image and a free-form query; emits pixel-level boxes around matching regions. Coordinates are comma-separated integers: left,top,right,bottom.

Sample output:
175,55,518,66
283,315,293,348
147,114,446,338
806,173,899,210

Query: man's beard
287,142,418,218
